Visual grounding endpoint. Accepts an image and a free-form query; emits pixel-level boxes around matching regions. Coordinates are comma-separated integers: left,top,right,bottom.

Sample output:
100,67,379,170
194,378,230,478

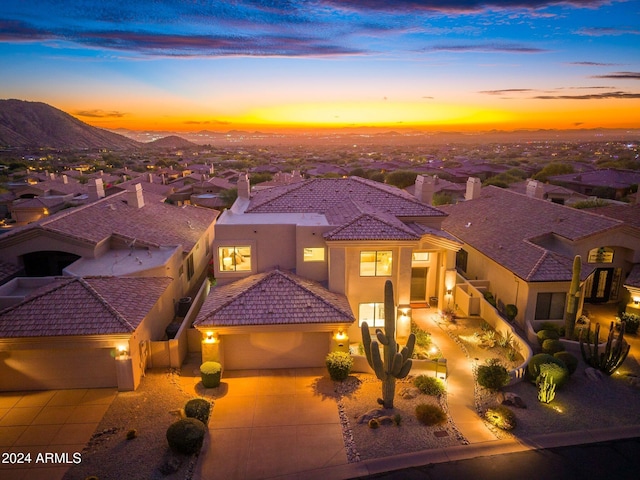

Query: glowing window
412,252,430,262
218,246,251,272
303,247,325,262
359,303,385,328
360,251,392,277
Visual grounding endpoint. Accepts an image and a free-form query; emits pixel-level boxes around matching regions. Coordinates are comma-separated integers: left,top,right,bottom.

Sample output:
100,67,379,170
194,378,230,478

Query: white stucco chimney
147,173,153,183
62,174,68,184
88,178,105,201
414,174,436,205
465,177,482,201
127,183,145,209
237,173,250,199
49,172,56,180
526,179,545,199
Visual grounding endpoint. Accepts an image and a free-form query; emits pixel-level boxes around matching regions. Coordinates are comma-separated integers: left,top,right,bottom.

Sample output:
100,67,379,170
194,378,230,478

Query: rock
495,392,505,404
357,408,386,424
400,387,421,399
378,416,394,426
502,392,526,409
585,367,604,382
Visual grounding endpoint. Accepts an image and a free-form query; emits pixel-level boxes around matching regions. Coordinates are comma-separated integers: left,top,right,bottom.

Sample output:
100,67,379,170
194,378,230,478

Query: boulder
357,408,386,424
378,416,395,426
400,387,421,400
501,392,527,409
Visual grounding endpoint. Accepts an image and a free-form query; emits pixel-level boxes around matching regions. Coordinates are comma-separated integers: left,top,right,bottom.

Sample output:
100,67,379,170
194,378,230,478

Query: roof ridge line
246,179,315,212
79,277,137,332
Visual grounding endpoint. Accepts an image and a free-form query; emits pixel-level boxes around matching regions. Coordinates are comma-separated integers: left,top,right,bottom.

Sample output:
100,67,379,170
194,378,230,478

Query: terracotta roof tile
625,264,640,289
0,190,217,253
0,261,21,285
440,186,622,282
195,269,355,327
0,276,172,338
324,213,419,241
246,177,446,219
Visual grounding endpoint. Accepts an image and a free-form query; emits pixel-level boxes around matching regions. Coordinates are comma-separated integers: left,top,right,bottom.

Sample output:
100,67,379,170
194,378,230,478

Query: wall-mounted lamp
117,345,129,358
446,289,453,296
205,331,218,343
634,296,640,305
335,330,347,340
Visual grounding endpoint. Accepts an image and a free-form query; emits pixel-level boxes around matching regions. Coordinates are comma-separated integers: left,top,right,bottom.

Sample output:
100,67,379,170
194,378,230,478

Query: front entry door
411,267,428,302
584,268,614,303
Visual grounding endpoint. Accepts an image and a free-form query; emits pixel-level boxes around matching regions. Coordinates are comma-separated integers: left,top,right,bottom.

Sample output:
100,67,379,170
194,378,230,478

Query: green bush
411,322,432,348
483,291,497,307
527,353,565,381
554,351,579,375
505,304,518,321
166,418,206,454
620,313,639,335
541,339,565,355
200,361,222,388
415,403,447,426
537,362,570,389
184,398,212,425
414,375,445,396
325,351,353,381
537,329,560,345
539,322,565,336
485,406,516,431
477,362,510,391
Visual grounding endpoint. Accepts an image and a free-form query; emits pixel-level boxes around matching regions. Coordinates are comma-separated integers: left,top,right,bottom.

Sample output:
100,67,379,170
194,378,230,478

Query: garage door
222,332,331,370
0,348,117,391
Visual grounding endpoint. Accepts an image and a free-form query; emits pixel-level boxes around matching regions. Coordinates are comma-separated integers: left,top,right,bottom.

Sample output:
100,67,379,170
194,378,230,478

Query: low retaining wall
350,354,448,379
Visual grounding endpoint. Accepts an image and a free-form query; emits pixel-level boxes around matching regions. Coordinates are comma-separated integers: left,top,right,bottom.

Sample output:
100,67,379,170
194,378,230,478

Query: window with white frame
360,250,392,276
303,247,325,262
359,302,385,327
218,246,251,272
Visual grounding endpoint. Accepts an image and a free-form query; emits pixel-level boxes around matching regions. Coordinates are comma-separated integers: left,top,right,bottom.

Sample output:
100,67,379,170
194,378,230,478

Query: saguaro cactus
580,321,630,375
361,280,416,409
564,255,581,340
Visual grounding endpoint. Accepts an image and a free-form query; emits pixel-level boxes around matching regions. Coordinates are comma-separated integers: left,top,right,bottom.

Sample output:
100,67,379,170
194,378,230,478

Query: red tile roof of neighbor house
246,177,447,219
625,264,640,288
586,203,640,229
0,276,172,337
440,186,623,282
0,190,217,253
0,260,21,284
548,168,640,189
195,269,354,327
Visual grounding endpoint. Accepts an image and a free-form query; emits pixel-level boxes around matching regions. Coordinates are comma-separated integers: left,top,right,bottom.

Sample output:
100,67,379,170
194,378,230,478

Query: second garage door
222,331,331,370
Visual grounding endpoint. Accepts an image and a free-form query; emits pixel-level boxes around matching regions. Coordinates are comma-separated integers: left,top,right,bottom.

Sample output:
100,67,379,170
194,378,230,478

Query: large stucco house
439,179,640,340
194,175,462,369
0,184,217,391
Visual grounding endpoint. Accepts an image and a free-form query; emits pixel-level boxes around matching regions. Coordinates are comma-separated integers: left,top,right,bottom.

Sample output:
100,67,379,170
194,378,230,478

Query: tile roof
246,177,446,220
625,264,640,288
440,186,623,282
195,269,355,328
0,276,172,337
548,168,640,189
0,261,21,284
0,190,217,253
585,204,640,229
324,213,420,241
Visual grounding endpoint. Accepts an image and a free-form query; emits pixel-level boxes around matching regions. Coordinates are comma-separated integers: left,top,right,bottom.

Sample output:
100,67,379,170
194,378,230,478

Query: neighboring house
547,168,640,200
508,179,589,205
0,185,218,391
9,195,71,225
439,179,640,336
407,175,466,205
195,174,461,370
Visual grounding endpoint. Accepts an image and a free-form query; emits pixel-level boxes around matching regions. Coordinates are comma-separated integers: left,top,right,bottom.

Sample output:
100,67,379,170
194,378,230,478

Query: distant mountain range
143,135,196,149
0,99,141,150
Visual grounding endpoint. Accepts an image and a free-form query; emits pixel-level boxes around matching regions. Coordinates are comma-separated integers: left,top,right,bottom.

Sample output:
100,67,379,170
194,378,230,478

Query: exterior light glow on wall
205,331,218,343
117,345,129,358
633,296,640,305
335,330,347,341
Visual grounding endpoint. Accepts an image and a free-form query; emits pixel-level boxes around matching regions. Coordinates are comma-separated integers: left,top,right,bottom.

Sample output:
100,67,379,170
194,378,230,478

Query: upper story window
412,252,430,262
186,254,195,281
588,247,613,264
218,246,251,272
360,250,392,277
359,302,385,328
456,249,468,273
303,247,325,262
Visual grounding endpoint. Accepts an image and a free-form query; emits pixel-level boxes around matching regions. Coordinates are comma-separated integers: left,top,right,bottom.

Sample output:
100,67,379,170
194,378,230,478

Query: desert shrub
485,405,517,431
184,398,212,425
414,375,446,396
539,322,565,336
415,404,447,426
537,362,570,389
411,322,432,348
200,361,222,388
498,331,514,349
505,304,518,321
483,291,497,307
527,353,565,380
166,418,206,454
554,351,579,375
393,413,402,426
542,339,565,355
325,351,353,381
477,361,510,391
620,313,639,335
537,329,560,345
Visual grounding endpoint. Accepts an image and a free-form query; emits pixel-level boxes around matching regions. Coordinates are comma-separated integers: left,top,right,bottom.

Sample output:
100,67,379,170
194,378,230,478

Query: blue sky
1,0,638,131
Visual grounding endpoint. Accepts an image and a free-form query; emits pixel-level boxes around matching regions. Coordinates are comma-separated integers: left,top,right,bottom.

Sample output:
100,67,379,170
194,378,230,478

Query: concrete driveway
0,388,117,480
191,368,347,480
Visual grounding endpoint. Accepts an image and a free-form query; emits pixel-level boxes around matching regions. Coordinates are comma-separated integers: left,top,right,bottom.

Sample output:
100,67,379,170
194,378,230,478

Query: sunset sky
1,0,639,132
